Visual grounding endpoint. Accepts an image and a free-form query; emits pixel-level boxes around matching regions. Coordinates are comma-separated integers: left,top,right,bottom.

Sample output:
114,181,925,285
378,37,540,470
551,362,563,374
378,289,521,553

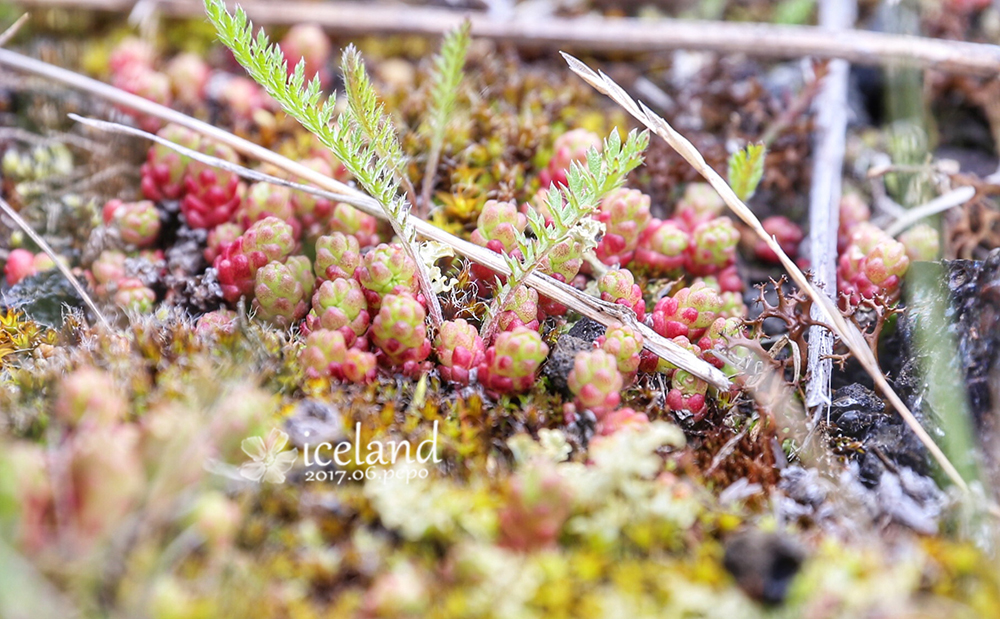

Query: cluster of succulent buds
140,124,201,202
597,268,645,320
306,278,370,346
370,293,432,375
539,128,602,189
4,249,58,286
434,319,486,385
837,222,910,304
299,329,377,383
754,216,804,263
595,407,650,438
181,142,243,229
497,461,572,551
279,24,333,87
566,349,623,417
103,199,161,247
665,370,709,421
595,188,651,265
214,216,296,302
596,323,644,382
650,281,723,341
355,243,422,309
478,327,549,395
495,285,541,332
898,223,940,262
252,261,308,327
470,199,526,287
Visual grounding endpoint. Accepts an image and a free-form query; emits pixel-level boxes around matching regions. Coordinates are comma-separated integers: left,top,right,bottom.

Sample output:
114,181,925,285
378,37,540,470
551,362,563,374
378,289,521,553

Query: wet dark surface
1,268,84,326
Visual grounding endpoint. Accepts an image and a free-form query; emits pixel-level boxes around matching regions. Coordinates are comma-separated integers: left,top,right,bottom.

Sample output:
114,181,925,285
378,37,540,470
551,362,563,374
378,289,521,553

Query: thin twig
14,0,1000,76
562,52,970,492
805,0,853,423
885,186,976,237
0,196,110,329
0,13,29,48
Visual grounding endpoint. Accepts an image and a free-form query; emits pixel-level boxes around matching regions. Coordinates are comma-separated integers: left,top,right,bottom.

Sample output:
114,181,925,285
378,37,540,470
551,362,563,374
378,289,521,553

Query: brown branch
15,0,1000,76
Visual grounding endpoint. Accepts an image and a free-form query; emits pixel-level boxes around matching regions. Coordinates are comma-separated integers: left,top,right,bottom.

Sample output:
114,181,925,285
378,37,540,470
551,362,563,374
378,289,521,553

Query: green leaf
727,142,766,201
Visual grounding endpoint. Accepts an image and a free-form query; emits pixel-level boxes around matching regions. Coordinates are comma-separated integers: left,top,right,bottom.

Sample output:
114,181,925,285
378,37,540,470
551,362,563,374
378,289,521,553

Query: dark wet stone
723,530,804,605
829,383,886,439
543,334,594,395
164,267,224,315
1,268,84,327
566,317,606,342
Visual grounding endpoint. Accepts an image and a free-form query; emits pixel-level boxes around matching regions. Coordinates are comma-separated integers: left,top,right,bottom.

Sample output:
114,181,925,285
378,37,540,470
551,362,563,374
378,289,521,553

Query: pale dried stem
0,48,728,388
16,0,1000,76
885,186,976,237
562,52,969,491
805,0,853,419
0,13,29,48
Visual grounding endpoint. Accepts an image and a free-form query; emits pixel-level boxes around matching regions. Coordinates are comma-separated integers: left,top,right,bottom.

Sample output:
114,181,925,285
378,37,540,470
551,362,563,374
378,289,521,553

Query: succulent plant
328,202,380,248
698,316,744,372
54,367,127,427
279,24,332,86
90,249,127,295
4,248,36,285
114,278,156,312
650,282,722,341
104,199,161,247
838,193,871,251
299,329,375,382
434,319,486,385
596,407,650,437
470,200,526,253
686,216,740,275
108,36,156,75
596,187,651,265
898,223,940,262
292,157,336,227
314,232,361,281
540,128,602,188
755,216,803,263
497,461,572,551
478,326,549,395
675,182,725,228
252,260,308,327
164,52,211,107
597,322,644,379
112,66,171,133
67,424,144,549
666,369,709,421
204,222,244,263
495,284,540,332
863,240,910,291
241,182,295,228
597,267,645,320
635,219,689,274
284,254,315,299
215,217,295,303
537,238,584,316
181,142,242,229
370,293,431,371
306,278,370,343
567,349,623,416
849,222,891,255
140,124,201,201
216,75,271,124
355,243,421,309
195,308,239,338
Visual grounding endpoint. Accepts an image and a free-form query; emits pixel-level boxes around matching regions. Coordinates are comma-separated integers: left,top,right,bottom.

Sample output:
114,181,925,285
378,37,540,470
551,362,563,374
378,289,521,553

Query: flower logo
239,428,298,483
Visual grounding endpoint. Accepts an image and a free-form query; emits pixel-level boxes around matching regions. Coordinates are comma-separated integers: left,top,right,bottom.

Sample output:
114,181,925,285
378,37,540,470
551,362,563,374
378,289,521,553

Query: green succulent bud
314,232,361,281
253,260,308,327
370,293,431,369
478,327,549,394
567,349,623,415
470,200,526,253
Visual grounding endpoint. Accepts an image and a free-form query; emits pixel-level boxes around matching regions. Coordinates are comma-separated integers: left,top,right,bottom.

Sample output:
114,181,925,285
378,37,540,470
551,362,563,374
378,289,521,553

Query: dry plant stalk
561,52,969,491
0,13,29,47
0,49,729,388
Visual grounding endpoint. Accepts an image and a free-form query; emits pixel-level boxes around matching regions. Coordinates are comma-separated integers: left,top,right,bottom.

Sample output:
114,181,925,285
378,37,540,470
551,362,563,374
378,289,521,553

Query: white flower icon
239,428,298,483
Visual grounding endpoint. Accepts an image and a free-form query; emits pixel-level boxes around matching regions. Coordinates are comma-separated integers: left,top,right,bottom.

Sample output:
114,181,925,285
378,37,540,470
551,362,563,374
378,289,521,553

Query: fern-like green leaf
728,142,767,201
424,21,470,149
